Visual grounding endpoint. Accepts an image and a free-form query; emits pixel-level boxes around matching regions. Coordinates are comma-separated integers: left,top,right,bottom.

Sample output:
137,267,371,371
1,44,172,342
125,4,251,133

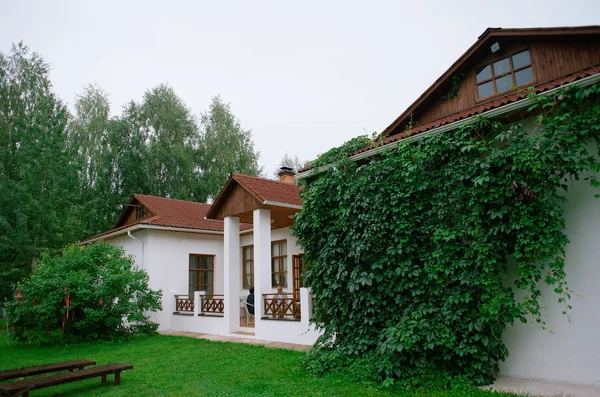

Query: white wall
500,174,600,386
108,229,224,332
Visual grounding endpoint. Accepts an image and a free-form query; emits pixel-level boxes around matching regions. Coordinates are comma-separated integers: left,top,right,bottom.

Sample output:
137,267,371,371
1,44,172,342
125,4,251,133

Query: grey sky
1,0,599,176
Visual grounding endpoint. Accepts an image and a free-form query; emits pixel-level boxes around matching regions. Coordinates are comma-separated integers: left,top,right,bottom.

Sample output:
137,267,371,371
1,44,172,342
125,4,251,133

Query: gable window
135,205,146,220
189,254,214,296
271,240,287,288
242,245,254,289
476,50,533,99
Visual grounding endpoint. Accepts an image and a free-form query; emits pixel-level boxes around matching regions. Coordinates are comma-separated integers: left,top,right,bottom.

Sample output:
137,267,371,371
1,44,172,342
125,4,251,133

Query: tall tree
0,43,82,300
199,96,261,199
137,84,200,200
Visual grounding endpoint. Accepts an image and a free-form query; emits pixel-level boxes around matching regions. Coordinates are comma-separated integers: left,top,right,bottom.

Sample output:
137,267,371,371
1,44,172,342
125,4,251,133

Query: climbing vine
293,84,600,388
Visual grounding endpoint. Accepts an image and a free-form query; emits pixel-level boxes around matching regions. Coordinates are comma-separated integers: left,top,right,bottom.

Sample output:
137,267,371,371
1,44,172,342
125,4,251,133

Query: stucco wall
500,174,600,386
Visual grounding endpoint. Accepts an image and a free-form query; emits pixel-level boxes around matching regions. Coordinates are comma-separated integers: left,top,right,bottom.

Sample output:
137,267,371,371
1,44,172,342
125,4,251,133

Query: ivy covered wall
292,84,600,387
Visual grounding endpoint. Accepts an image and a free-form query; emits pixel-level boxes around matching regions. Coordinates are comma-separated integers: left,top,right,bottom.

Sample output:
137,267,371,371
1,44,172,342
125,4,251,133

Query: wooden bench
0,363,133,397
0,360,96,381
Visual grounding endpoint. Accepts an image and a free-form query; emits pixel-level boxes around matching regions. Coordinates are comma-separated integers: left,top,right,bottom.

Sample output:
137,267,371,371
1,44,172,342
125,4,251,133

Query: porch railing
201,294,224,314
263,293,300,320
174,295,194,313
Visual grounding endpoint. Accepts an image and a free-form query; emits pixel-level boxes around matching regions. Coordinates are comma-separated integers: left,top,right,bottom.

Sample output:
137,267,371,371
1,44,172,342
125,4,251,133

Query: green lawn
0,326,519,396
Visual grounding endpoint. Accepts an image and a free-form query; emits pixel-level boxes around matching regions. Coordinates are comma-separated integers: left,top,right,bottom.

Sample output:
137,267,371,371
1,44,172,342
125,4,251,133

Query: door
292,254,304,303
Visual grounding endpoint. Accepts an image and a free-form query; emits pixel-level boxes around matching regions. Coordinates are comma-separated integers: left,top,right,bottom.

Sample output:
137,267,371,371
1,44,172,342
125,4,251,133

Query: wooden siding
122,204,154,226
214,183,263,220
407,38,600,131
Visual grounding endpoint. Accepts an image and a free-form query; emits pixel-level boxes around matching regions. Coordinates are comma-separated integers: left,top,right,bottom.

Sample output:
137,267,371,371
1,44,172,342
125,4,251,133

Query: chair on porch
240,297,255,327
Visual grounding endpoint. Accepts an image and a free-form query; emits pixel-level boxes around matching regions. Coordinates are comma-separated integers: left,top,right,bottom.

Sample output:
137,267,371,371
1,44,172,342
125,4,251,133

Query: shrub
5,242,162,344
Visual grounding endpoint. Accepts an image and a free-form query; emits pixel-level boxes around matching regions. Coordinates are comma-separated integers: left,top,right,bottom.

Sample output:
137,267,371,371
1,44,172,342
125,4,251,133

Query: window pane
281,241,287,254
476,65,492,83
272,243,279,256
190,271,199,287
495,75,513,93
493,58,510,77
189,256,199,269
477,81,494,98
201,256,213,270
512,50,531,69
514,67,533,86
243,247,253,260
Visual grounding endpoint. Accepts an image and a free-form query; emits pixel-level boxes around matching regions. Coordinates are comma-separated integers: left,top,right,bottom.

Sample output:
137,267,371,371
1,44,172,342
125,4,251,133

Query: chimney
278,166,296,184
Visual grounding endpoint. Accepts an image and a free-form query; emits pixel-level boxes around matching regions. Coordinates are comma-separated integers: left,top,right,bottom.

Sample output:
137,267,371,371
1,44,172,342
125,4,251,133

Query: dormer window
135,205,146,220
476,50,533,99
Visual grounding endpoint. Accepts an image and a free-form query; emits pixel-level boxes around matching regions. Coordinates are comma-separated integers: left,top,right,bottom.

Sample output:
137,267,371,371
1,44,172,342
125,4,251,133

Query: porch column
253,208,271,332
223,216,240,333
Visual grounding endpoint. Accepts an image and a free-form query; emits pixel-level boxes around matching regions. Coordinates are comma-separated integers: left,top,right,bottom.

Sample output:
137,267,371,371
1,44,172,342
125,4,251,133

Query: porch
169,287,318,345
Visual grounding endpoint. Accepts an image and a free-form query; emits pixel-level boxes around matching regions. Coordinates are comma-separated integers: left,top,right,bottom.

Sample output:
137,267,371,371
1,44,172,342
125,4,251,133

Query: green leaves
293,83,600,387
5,242,162,345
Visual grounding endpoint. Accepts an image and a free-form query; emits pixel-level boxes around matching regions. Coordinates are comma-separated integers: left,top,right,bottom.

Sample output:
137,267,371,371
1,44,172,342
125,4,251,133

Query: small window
476,49,533,99
271,240,287,288
135,205,146,220
242,245,254,289
189,255,214,296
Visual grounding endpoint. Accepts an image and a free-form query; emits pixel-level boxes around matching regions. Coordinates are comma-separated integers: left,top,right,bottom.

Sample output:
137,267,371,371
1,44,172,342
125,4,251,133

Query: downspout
127,231,144,270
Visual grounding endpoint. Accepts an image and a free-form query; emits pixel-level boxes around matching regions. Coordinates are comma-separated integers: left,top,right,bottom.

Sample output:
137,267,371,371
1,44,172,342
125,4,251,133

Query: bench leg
101,374,107,383
115,371,121,386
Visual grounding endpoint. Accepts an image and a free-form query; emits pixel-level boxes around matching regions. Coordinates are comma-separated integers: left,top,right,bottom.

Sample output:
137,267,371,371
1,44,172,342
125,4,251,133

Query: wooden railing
263,293,300,320
201,295,224,314
175,295,194,312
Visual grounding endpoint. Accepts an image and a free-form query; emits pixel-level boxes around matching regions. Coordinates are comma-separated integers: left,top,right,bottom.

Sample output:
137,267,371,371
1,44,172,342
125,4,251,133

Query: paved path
159,330,312,352
481,376,600,397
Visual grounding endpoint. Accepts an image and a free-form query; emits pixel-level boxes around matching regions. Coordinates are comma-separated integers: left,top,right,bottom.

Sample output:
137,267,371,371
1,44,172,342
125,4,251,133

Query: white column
300,287,311,329
224,216,240,333
193,291,205,317
253,208,272,334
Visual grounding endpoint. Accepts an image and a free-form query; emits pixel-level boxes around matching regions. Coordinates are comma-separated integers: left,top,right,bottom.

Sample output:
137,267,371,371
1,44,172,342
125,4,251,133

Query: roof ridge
232,172,297,186
134,194,211,206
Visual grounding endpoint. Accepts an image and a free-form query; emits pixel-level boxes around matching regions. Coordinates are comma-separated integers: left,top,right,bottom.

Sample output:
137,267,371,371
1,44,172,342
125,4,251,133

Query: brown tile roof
299,63,600,173
231,173,302,206
81,194,251,243
351,64,600,156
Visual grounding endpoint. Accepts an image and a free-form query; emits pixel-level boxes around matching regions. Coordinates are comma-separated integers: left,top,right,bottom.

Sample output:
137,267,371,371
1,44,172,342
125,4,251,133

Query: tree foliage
0,43,83,301
5,242,162,344
0,43,263,302
199,96,262,199
293,84,600,387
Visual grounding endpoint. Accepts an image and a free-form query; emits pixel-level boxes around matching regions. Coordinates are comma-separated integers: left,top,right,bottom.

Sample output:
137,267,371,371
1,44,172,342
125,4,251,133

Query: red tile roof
231,173,302,206
299,63,600,173
81,194,251,243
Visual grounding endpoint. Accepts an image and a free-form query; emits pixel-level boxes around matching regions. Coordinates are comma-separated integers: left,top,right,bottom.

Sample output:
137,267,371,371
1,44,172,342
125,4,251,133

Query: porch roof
206,173,302,229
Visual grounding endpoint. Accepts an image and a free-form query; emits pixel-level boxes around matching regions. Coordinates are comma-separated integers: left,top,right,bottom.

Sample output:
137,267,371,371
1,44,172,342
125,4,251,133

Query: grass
0,325,521,396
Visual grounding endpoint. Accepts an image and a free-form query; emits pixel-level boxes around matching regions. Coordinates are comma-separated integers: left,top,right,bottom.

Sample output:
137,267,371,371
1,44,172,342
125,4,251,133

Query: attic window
476,50,533,99
135,205,146,220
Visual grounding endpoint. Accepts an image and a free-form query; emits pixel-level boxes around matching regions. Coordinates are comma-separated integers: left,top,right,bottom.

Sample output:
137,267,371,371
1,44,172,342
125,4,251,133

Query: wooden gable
383,26,600,138
114,197,155,228
213,183,264,223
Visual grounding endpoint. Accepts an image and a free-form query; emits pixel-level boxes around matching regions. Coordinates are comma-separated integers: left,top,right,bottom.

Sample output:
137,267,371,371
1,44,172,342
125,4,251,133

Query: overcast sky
1,0,599,175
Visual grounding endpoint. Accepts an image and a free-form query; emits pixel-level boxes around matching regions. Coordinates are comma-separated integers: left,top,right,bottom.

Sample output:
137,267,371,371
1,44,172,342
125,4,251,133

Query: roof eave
296,71,600,181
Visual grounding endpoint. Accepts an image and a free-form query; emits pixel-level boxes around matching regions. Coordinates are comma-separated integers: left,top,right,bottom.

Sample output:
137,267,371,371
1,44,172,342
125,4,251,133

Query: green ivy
311,135,374,169
293,83,600,387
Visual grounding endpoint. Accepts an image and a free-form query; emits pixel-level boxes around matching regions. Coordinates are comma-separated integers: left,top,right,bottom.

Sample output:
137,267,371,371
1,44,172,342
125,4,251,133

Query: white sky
1,0,599,175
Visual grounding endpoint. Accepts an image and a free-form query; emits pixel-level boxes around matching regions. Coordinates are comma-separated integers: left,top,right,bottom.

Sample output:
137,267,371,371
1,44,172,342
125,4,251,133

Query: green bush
294,84,600,386
5,242,162,344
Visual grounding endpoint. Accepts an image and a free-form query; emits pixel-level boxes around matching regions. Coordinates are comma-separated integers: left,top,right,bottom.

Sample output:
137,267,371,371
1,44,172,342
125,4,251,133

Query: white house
82,168,320,345
84,26,600,388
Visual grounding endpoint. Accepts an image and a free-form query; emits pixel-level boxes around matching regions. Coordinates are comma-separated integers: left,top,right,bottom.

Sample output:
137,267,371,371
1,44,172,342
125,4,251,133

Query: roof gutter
296,72,600,181
262,200,303,210
81,223,239,245
127,230,144,270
